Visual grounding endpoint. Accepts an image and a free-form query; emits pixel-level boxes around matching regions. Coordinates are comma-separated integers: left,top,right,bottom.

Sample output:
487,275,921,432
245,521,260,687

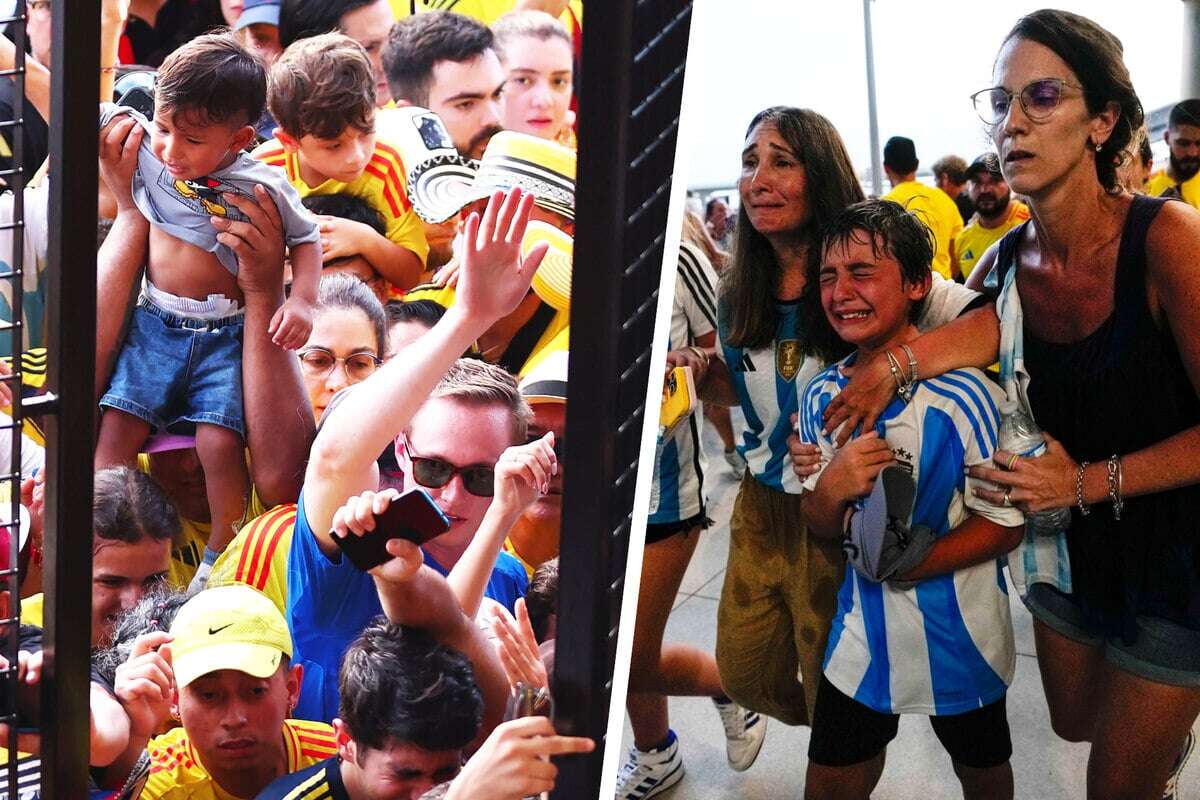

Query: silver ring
1002,489,1013,507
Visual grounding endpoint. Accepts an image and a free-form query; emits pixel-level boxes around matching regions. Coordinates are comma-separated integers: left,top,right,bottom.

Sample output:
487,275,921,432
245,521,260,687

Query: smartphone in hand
332,488,450,571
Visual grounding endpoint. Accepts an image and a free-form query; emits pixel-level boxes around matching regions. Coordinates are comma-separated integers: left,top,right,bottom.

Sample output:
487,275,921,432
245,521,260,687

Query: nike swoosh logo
209,624,234,635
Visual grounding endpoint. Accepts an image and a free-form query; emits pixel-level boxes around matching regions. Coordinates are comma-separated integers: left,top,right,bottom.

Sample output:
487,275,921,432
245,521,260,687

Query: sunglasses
297,347,381,382
402,437,495,497
526,432,565,461
970,78,1083,126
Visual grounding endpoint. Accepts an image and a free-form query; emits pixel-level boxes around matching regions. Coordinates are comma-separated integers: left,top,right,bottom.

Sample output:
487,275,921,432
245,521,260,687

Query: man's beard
1171,152,1200,182
975,191,1010,222
463,125,504,160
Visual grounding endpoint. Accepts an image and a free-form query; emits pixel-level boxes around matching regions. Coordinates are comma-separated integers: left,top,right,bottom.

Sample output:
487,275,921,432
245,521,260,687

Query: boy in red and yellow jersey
254,33,428,293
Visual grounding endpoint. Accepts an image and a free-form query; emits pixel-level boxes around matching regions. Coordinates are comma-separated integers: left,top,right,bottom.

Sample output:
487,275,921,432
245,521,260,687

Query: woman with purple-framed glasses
965,10,1200,796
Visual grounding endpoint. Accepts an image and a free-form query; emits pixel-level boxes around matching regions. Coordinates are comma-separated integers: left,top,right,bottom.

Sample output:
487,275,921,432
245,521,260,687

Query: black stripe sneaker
615,731,684,799
713,697,767,772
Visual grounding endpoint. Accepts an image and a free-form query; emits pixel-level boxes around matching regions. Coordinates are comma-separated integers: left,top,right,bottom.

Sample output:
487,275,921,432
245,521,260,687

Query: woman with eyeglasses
964,10,1200,796
299,272,386,422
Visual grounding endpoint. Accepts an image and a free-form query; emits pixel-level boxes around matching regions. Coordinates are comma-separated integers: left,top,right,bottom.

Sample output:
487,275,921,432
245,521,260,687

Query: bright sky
680,0,1186,191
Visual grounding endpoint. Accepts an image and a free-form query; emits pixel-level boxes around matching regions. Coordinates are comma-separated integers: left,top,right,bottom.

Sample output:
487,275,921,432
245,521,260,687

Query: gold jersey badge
776,339,803,381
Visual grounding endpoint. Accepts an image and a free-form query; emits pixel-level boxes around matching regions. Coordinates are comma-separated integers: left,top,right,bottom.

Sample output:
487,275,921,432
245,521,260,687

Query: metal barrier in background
554,1,691,795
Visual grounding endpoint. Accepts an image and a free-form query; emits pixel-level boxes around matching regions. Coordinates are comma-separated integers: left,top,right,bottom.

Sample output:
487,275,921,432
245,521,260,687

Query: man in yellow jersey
113,585,337,800
278,0,397,107
953,153,1030,280
881,136,963,281
1147,99,1200,210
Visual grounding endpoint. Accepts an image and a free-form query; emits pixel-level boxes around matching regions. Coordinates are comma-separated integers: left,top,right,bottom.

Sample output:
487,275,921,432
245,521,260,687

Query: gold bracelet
1075,461,1091,517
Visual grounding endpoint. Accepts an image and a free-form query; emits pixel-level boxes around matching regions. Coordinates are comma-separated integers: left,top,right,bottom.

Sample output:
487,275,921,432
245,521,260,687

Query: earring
1094,140,1104,152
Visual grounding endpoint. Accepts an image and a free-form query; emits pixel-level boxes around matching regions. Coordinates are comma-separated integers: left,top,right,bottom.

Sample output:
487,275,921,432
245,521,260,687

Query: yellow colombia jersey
252,139,430,271
387,0,582,31
955,200,1031,279
135,454,268,590
882,180,964,280
210,504,298,616
141,720,337,800
1146,169,1200,211
404,282,568,376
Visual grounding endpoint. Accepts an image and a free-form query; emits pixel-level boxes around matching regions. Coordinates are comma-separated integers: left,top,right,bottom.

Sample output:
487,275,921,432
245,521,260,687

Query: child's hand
431,259,462,288
821,431,895,502
269,295,313,350
316,215,371,261
490,599,549,691
98,116,144,213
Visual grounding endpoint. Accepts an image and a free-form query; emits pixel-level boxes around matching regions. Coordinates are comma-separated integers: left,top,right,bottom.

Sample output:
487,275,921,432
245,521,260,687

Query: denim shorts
100,298,245,435
1025,582,1200,687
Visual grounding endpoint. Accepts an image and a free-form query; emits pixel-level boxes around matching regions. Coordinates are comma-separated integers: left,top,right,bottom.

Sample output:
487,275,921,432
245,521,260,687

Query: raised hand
329,489,427,585
491,599,549,691
114,631,174,739
444,716,594,800
456,188,548,324
493,432,557,518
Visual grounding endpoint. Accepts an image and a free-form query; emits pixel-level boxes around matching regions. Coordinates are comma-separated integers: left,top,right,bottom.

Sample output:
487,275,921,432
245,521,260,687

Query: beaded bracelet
1075,461,1091,516
1107,455,1124,521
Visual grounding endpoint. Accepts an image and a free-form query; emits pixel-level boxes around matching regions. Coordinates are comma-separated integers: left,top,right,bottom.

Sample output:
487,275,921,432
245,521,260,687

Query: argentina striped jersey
800,359,1024,715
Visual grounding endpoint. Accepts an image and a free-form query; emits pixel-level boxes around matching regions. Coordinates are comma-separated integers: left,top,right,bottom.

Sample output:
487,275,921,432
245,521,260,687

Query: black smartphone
331,488,450,571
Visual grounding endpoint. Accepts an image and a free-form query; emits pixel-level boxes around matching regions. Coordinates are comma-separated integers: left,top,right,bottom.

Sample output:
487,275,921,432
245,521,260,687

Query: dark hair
155,31,267,127
704,196,726,219
1139,132,1153,167
525,557,558,643
317,272,388,356
302,194,386,237
338,620,482,753
385,298,446,329
94,467,181,546
821,199,933,323
1169,99,1200,130
382,11,494,106
269,33,375,140
882,136,918,174
721,106,863,362
1001,9,1144,193
278,0,376,49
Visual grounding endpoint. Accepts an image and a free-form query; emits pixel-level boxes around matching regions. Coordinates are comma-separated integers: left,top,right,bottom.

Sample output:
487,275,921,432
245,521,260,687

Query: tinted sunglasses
402,438,495,497
527,432,565,461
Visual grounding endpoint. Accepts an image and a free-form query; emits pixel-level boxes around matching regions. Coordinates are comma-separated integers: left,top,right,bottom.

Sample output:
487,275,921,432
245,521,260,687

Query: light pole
864,0,883,196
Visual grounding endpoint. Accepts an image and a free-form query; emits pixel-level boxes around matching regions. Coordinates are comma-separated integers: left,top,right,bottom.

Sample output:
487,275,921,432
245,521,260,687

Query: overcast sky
679,0,1186,192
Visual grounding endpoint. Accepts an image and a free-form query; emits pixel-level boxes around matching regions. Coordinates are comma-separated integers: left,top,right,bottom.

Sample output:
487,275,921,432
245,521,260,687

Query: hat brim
524,223,573,311
234,6,279,29
173,641,285,689
407,156,576,225
521,379,568,404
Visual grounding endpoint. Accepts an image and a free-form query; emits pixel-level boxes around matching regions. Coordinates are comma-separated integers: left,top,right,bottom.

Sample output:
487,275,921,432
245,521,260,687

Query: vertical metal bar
864,0,883,196
41,0,98,794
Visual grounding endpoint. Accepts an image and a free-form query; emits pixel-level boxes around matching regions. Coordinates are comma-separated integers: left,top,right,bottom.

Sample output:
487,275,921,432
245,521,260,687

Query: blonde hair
422,358,532,442
682,209,728,271
492,10,572,63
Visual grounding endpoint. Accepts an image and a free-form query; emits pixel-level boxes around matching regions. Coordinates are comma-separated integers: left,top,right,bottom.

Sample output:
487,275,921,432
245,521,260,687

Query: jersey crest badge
776,339,803,381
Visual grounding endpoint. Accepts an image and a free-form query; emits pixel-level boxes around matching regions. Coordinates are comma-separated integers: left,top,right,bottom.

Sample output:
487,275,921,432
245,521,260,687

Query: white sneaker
723,448,746,476
1164,728,1196,800
615,733,684,800
713,697,766,771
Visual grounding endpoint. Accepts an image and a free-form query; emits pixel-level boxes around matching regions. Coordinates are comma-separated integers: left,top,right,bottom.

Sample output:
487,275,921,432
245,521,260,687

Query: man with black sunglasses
285,187,555,723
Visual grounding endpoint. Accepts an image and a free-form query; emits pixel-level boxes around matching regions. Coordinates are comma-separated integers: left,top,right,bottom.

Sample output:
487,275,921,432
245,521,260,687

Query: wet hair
1001,9,1144,193
721,106,862,362
492,10,572,64
1169,99,1200,130
418,358,533,443
525,557,558,643
155,31,267,127
268,32,376,140
821,199,933,323
302,193,386,237
338,620,482,753
278,0,376,49
316,272,388,357
382,11,494,106
94,467,181,547
93,584,192,687
931,155,967,186
385,298,446,329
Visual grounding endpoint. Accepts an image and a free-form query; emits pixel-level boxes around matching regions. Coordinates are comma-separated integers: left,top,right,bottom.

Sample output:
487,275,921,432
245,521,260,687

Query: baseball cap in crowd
519,332,568,403
235,0,280,29
966,152,1003,181
169,584,293,688
408,130,576,224
883,136,918,173
142,433,196,454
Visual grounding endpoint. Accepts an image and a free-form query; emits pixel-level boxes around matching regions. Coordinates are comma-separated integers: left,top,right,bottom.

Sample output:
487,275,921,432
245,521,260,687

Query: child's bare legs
194,422,249,561
95,409,150,468
954,761,1013,800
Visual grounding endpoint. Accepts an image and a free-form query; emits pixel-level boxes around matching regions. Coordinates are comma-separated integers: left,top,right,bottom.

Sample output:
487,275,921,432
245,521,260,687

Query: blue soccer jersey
650,243,719,523
720,272,979,495
800,358,1024,715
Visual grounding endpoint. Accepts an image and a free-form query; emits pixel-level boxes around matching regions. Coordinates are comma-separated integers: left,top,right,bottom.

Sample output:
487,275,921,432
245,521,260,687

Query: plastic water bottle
997,400,1072,535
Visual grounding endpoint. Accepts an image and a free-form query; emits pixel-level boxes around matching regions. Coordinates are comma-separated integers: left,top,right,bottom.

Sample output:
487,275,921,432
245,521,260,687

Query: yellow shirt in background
387,0,583,30
210,504,298,616
954,200,1030,279
1147,169,1200,211
141,720,336,800
882,180,964,280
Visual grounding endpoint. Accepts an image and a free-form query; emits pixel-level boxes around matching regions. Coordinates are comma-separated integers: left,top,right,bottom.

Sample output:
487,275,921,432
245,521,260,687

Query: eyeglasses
970,78,1083,126
402,437,495,497
297,348,381,382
